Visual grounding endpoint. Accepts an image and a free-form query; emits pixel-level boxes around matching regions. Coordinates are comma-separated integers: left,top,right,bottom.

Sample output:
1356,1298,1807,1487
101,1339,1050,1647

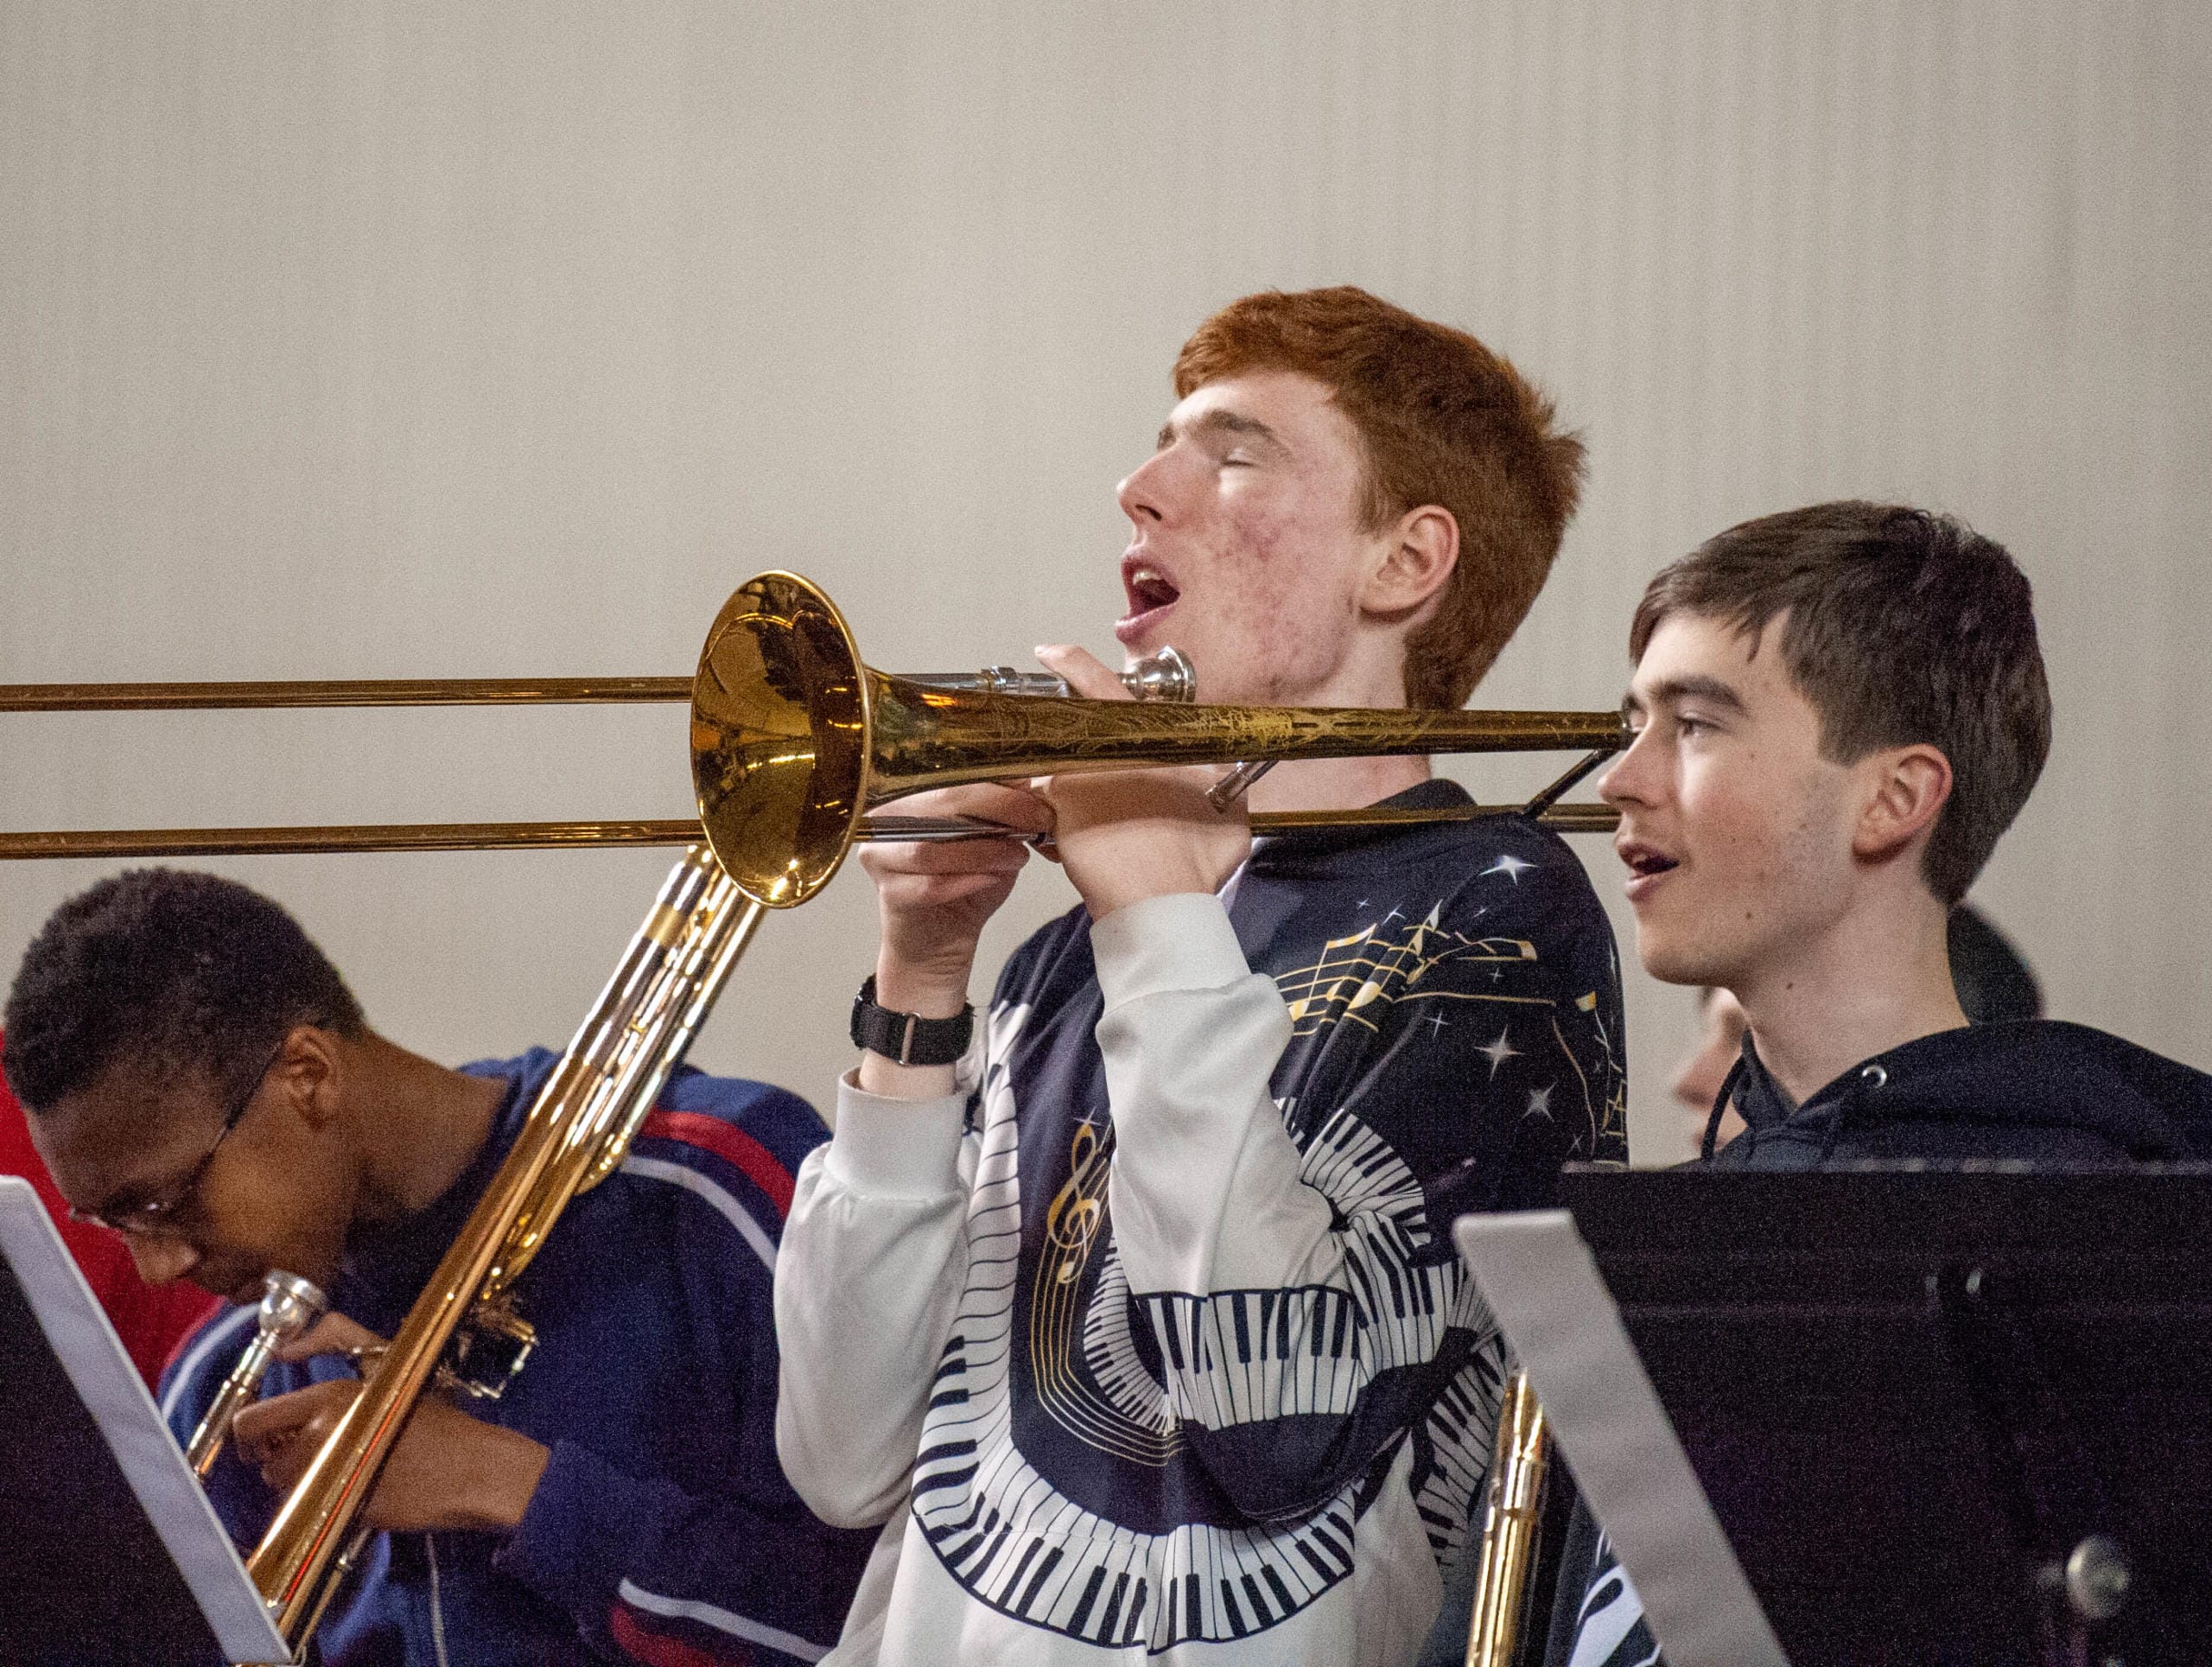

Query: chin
1633,928,1725,990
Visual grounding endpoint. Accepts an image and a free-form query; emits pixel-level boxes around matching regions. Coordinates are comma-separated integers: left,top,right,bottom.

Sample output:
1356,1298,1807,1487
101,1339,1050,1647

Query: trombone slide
1466,1367,1552,1667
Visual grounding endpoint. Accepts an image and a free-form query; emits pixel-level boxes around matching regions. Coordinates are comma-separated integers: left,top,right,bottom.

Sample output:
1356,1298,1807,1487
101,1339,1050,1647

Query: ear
1359,504,1459,617
1850,743,1953,868
271,1024,347,1133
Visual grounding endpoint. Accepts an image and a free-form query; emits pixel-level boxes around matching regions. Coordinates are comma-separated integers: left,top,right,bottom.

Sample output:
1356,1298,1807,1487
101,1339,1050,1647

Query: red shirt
0,1040,219,1385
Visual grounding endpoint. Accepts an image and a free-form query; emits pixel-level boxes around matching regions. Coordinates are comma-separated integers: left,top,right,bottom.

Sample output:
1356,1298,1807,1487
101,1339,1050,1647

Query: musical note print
1277,906,1548,1038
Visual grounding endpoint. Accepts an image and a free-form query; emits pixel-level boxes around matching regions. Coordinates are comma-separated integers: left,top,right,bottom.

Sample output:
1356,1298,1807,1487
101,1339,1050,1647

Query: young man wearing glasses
3,868,873,1667
0,1040,216,1385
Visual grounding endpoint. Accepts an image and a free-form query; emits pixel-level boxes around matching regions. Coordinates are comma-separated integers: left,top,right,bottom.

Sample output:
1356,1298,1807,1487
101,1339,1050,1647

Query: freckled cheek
1215,501,1301,577
1203,509,1332,670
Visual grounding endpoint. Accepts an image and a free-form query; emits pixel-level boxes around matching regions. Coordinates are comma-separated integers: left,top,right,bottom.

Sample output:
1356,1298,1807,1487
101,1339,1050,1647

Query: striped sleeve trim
157,1302,258,1427
637,1110,796,1218
620,1105,806,1274
607,1603,740,1666
620,1155,778,1273
613,1578,830,1664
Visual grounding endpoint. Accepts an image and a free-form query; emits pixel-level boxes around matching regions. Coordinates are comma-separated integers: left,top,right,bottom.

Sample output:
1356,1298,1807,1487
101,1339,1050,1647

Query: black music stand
1462,1167,2212,1667
0,1177,289,1666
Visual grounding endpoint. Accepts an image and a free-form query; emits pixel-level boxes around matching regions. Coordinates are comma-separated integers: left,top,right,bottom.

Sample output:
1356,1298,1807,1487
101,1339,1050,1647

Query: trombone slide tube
0,804,1620,862
0,677,689,711
185,1345,272,1479
1466,1368,1552,1667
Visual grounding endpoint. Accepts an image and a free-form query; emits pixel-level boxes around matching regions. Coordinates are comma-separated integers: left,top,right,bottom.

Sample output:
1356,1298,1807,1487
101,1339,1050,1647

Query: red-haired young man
775,288,1627,1664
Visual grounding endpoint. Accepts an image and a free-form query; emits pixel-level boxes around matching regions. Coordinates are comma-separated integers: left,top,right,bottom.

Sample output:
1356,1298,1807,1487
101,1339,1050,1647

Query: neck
344,1034,508,1226
1732,892,1968,1105
1242,643,1433,814
1246,753,1430,815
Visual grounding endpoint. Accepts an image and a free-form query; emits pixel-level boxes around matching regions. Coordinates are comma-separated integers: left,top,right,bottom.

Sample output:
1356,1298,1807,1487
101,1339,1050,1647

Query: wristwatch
850,976,975,1066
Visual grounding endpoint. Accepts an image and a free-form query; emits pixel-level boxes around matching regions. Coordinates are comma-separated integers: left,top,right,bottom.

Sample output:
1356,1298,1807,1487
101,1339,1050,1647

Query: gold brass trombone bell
690,570,1627,906
0,569,1628,875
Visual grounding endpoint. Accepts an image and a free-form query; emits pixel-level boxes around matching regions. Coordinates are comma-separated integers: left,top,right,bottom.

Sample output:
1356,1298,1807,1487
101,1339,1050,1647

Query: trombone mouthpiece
184,1271,332,1477
258,1270,331,1339
1122,645,1196,703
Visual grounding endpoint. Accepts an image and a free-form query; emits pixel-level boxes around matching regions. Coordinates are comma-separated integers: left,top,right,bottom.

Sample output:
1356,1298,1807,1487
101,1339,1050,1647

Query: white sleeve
1094,891,1338,1298
772,1072,974,1529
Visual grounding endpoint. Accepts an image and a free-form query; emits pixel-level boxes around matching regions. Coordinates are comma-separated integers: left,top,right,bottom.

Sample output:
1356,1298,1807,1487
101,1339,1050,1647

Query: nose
1116,449,1173,525
1599,724,1656,808
126,1232,201,1286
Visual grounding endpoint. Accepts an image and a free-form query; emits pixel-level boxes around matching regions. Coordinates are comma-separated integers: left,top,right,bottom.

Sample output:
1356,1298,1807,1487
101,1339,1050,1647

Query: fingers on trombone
274,1309,389,1365
232,1378,358,1475
874,834,1034,875
957,782,1055,835
1033,645,1131,702
887,782,1053,834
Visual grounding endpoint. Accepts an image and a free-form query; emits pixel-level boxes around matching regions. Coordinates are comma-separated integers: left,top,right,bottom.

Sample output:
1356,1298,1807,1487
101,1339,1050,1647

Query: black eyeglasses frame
67,1040,288,1239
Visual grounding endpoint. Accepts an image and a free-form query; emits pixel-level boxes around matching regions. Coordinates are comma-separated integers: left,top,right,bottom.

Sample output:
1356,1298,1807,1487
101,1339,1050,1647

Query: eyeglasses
69,1042,285,1238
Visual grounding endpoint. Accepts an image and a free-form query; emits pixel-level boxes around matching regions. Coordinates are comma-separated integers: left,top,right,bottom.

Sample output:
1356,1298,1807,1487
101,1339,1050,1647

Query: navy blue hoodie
1551,1019,2212,1667
1702,1018,2212,1169
160,1049,876,1665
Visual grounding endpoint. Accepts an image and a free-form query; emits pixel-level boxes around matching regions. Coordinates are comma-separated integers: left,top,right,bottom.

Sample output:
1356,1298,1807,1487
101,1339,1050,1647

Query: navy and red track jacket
160,1048,875,1665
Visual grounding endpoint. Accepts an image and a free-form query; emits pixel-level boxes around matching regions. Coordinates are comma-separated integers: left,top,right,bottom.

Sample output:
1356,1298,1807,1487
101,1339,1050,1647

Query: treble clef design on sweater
1041,1118,1110,1282
1029,1114,1185,1466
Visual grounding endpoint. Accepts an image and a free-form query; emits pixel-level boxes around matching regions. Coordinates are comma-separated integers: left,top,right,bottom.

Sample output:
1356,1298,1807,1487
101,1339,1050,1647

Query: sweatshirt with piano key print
777,782,1627,1664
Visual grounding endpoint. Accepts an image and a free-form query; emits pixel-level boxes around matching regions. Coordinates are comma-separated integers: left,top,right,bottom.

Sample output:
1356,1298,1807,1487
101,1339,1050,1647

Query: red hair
1173,287,1584,708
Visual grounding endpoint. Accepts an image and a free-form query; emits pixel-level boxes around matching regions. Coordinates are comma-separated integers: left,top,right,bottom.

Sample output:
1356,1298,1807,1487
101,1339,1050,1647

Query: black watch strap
850,976,975,1067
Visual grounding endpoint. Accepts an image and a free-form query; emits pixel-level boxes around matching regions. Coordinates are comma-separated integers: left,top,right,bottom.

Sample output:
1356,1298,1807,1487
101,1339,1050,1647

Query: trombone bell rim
690,570,874,910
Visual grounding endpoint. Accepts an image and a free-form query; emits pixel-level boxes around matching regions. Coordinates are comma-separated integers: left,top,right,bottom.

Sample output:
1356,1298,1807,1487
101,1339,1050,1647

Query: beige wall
3,1,2206,1164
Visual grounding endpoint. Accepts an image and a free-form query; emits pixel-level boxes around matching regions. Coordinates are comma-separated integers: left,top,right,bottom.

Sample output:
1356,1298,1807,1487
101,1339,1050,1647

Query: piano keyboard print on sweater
915,1425,1368,1650
915,1040,1501,1646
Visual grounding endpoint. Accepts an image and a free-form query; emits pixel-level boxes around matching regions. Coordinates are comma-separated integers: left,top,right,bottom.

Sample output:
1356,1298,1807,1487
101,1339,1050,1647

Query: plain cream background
3,2,2206,1164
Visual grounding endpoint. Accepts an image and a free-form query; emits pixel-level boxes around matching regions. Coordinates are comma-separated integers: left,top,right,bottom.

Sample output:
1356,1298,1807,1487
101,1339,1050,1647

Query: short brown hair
1630,502,2051,905
1173,287,1585,709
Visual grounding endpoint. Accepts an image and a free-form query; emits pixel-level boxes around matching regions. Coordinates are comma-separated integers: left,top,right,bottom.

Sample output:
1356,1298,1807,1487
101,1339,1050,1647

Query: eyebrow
82,1173,170,1223
1157,409,1288,455
1622,674,1748,721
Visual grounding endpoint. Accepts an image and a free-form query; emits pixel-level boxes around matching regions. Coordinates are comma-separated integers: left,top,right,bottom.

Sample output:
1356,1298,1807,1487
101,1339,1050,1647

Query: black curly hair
2,869,365,1114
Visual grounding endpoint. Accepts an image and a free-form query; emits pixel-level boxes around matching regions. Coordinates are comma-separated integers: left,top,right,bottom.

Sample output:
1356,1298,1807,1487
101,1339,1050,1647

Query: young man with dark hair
4,868,874,1667
0,1041,218,1385
1554,501,2212,1666
774,286,1627,1664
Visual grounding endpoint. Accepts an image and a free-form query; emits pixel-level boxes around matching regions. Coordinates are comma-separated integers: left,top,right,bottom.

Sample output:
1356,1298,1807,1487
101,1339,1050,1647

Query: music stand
1457,1167,2212,1667
0,1177,289,1666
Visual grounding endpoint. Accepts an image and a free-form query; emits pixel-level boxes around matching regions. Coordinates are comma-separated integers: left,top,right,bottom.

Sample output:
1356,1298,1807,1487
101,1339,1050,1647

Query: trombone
1466,1366,1557,1667
1,569,1623,870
